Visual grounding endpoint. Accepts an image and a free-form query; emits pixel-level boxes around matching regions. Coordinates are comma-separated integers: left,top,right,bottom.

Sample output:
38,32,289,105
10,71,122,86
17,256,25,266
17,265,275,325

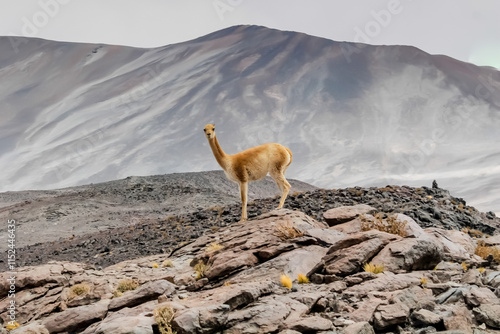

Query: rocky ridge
1,206,499,334
13,184,500,269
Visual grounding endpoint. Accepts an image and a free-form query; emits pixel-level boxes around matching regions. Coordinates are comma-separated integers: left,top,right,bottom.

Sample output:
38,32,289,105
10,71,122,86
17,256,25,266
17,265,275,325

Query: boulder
373,303,410,329
343,321,375,334
288,316,333,332
442,304,473,333
323,204,376,226
464,286,499,307
473,304,500,329
43,300,110,333
425,228,475,261
86,314,155,334
411,309,442,325
323,238,387,276
371,236,443,271
108,280,176,311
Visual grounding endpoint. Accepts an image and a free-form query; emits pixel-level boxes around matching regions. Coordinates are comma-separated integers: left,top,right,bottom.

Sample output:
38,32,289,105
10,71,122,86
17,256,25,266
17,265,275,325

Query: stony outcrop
2,207,499,333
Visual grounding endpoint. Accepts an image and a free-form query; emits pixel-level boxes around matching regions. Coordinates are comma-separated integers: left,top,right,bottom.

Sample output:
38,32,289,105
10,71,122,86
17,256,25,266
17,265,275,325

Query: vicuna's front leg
239,181,248,221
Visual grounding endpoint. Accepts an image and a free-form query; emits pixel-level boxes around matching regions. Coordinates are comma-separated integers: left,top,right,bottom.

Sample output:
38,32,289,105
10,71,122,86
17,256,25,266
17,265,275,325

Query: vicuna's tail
285,147,293,167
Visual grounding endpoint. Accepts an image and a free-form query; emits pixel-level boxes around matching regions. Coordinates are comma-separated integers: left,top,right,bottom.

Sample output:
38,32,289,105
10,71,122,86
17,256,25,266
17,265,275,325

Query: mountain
0,170,317,248
0,25,499,213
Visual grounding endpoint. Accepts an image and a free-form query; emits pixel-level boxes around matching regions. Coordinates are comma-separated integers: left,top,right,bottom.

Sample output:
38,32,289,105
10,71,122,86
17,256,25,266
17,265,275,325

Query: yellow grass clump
114,279,139,297
360,213,407,237
154,305,177,334
68,282,91,300
194,261,208,280
152,262,160,268
275,220,304,240
420,277,428,286
5,322,20,330
205,242,224,253
475,241,500,264
162,259,174,268
297,274,309,284
280,274,292,289
363,262,385,274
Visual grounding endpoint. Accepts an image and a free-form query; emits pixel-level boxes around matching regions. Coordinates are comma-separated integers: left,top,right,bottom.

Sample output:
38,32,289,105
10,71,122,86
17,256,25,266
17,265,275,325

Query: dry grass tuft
154,305,177,334
194,261,208,280
162,259,174,268
361,213,407,237
475,241,500,264
478,267,486,274
280,274,292,289
461,227,484,238
68,282,91,300
297,274,309,284
5,321,20,330
274,220,304,240
461,262,468,271
113,279,139,297
420,277,428,286
205,242,224,253
152,262,160,268
363,262,385,274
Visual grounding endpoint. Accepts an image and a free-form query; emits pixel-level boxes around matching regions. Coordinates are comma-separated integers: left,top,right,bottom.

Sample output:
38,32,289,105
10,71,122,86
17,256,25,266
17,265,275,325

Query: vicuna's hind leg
239,181,248,221
271,170,291,209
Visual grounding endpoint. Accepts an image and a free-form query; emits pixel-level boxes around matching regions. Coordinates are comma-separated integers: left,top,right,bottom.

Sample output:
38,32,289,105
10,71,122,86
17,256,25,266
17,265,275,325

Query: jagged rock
343,321,376,334
460,269,483,285
205,251,259,279
473,304,500,329
287,315,333,331
371,236,443,271
43,300,110,333
436,287,471,304
442,304,473,333
305,228,345,245
349,297,384,322
323,237,386,276
464,286,499,307
484,271,500,289
345,272,423,297
10,322,49,334
108,280,176,311
323,204,376,226
85,314,155,334
373,303,410,329
412,309,443,325
225,295,308,333
425,228,475,262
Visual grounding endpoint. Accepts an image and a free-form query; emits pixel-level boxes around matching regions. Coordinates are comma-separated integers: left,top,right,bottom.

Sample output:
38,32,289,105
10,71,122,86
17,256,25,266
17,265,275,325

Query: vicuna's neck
208,134,229,169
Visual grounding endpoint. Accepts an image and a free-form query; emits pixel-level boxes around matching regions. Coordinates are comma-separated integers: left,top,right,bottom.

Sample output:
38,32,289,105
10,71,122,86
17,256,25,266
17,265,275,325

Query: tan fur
204,124,292,221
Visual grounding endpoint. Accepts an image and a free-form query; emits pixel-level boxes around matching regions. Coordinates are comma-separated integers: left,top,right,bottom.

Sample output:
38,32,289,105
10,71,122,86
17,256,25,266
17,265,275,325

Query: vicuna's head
203,124,216,139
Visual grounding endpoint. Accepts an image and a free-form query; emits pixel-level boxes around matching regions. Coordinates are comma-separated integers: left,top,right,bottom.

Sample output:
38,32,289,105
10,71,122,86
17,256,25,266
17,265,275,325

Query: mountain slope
0,25,499,213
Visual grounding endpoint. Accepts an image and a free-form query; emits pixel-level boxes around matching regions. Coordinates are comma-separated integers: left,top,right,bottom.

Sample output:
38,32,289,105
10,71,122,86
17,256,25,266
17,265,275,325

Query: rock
442,304,473,333
108,280,176,311
288,315,333,332
205,251,259,279
373,303,410,330
43,300,110,333
436,287,471,304
349,297,384,322
323,204,376,226
345,272,422,297
371,236,443,271
305,228,345,245
86,314,155,334
425,228,475,262
10,322,49,334
464,287,499,307
473,304,500,329
460,269,483,285
323,237,387,276
412,309,442,325
484,272,500,289
343,321,376,334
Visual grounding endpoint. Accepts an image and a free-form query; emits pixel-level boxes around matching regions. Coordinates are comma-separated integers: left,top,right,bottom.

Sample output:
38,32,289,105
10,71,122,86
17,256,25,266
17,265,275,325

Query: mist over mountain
0,25,499,213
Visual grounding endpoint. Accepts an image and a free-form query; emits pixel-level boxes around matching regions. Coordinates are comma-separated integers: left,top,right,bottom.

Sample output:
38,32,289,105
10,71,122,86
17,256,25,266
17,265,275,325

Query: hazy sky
1,0,499,68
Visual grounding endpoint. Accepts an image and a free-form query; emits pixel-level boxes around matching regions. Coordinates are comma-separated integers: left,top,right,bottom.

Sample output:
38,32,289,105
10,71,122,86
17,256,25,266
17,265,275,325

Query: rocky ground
11,183,500,269
0,170,317,248
1,206,499,334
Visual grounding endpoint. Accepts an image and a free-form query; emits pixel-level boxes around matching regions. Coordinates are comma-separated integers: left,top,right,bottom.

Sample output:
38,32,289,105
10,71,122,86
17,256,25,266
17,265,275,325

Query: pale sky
1,0,499,69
